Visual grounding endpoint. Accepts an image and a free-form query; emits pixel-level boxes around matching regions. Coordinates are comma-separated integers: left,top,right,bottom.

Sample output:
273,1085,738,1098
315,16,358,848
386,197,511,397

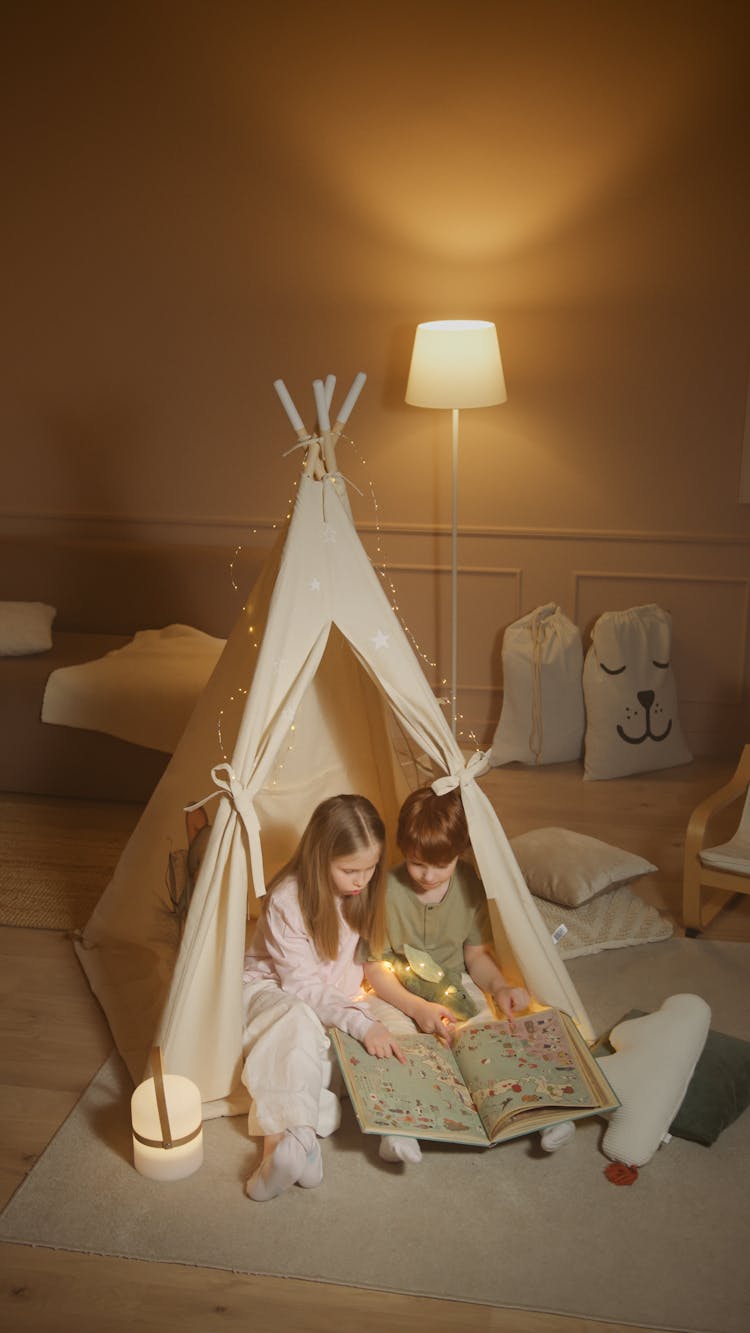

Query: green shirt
377,858,491,967
364,860,492,1018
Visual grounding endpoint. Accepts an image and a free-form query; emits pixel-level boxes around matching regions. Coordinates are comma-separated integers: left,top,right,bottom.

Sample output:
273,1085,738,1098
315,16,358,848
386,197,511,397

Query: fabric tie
431,749,490,796
185,763,266,907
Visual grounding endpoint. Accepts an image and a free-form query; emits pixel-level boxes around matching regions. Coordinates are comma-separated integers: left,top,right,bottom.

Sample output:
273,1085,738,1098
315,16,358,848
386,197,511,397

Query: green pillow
595,1009,750,1146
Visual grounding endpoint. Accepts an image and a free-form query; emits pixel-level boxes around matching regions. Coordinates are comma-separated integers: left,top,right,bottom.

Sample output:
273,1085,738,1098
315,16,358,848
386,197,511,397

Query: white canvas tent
76,375,593,1119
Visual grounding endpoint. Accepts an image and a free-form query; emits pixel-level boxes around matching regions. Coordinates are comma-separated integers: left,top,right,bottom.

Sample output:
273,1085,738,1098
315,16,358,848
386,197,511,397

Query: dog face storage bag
490,603,585,766
583,603,692,780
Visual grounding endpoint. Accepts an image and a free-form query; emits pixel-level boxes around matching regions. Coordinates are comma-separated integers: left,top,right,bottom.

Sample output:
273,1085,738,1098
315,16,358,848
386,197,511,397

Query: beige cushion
511,827,657,907
532,883,672,957
0,601,56,656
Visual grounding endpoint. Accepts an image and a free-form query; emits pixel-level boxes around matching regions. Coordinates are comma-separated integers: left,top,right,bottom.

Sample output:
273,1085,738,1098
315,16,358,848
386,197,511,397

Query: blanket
41,624,225,754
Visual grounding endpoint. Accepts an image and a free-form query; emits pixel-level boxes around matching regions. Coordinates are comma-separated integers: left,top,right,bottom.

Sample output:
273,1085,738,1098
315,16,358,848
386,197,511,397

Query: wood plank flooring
1,755,748,1332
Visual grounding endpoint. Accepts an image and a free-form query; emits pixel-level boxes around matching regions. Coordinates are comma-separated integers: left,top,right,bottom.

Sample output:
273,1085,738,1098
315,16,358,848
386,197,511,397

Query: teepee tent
75,374,593,1119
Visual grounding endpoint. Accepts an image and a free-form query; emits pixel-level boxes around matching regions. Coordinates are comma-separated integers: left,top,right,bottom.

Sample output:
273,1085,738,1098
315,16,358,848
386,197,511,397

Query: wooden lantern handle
150,1046,174,1148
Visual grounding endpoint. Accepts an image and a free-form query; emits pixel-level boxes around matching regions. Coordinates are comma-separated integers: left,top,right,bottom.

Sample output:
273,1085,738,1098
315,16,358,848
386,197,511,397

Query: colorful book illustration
331,1008,620,1146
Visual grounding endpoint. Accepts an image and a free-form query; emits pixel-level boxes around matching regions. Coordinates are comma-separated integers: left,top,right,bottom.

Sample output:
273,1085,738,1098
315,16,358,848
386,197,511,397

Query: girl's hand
413,999,457,1043
363,1021,407,1063
494,985,530,1017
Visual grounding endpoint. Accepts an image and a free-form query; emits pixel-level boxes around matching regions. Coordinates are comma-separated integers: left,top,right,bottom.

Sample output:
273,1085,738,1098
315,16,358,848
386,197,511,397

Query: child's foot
540,1120,576,1153
379,1134,422,1164
296,1129,324,1189
246,1127,321,1200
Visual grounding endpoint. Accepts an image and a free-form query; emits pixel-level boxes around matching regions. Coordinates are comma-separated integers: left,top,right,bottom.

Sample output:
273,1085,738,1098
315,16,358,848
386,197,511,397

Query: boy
362,785,574,1161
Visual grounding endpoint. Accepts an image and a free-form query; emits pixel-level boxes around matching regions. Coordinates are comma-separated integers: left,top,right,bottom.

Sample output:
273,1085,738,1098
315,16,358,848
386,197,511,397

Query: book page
452,1010,601,1140
331,1029,489,1145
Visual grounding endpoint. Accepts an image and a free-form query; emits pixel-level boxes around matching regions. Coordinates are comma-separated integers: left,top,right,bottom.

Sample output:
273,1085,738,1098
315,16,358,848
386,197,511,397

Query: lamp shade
405,320,507,410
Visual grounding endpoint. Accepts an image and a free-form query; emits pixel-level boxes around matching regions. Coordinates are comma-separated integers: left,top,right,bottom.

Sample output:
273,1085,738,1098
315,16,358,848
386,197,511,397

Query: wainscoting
2,508,748,754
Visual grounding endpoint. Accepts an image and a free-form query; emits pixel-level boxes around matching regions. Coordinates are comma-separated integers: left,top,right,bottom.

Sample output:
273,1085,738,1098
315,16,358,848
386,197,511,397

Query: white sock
379,1134,422,1164
296,1128,324,1189
246,1127,319,1201
540,1120,576,1153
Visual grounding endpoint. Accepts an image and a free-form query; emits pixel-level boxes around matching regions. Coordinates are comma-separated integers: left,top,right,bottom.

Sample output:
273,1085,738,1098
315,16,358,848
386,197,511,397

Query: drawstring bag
583,603,692,780
490,603,585,766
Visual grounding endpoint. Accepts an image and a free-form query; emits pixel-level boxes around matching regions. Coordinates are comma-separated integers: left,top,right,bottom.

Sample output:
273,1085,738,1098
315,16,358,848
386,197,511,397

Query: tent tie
431,749,490,796
282,439,362,498
324,470,363,497
321,469,362,521
185,764,264,889
282,433,320,458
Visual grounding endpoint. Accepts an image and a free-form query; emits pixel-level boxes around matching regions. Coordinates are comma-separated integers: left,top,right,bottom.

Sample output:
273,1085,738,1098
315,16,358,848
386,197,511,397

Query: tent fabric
75,472,593,1119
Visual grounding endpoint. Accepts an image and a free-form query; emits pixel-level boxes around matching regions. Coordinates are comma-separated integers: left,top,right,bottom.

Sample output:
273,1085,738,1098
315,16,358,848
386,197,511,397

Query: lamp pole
451,407,460,736
405,320,506,742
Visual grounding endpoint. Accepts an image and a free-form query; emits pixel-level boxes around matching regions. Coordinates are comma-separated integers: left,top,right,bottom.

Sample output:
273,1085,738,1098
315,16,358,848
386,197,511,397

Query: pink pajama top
243,876,375,1042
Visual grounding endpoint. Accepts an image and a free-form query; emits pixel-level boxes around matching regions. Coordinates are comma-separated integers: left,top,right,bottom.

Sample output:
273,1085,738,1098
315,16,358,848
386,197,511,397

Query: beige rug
1,939,748,1332
0,796,138,930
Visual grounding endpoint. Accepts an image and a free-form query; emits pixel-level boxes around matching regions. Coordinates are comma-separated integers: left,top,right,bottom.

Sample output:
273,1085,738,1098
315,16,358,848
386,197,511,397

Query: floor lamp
405,320,507,736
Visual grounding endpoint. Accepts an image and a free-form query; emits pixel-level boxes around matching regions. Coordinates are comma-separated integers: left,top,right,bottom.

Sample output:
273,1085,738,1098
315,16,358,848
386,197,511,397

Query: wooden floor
1,755,749,1332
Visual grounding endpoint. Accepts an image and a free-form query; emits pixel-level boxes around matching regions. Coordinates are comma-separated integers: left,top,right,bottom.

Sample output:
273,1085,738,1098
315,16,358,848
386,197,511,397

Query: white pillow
510,827,657,907
583,604,692,780
0,601,56,656
490,603,585,766
597,994,711,1167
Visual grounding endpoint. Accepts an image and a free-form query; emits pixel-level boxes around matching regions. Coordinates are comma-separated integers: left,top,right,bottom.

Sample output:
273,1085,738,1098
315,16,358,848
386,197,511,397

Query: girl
241,793,405,1201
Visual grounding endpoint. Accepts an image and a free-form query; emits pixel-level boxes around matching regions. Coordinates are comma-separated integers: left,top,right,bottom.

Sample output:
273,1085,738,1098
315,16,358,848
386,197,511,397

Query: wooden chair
683,744,750,934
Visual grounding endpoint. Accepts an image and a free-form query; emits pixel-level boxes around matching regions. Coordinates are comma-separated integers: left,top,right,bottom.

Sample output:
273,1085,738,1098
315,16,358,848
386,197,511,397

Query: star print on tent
75,371,593,1119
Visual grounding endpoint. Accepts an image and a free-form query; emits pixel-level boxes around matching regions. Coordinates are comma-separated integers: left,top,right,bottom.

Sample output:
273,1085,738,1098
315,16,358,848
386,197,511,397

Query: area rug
0,797,137,930
2,940,749,1333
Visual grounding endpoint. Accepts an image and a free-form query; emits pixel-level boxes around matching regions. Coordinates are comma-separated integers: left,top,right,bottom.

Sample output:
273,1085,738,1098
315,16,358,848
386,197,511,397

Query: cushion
583,603,692,780
490,603,585,766
511,827,657,907
596,994,711,1167
599,1009,750,1146
0,600,56,656
532,883,672,958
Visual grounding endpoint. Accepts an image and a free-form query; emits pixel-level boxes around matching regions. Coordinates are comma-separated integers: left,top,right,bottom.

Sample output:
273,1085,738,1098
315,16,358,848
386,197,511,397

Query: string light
337,431,446,682
338,431,478,745
216,420,480,766
217,460,302,760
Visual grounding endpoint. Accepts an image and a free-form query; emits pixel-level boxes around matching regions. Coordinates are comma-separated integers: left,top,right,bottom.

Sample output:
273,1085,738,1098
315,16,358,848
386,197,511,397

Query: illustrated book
331,1007,620,1146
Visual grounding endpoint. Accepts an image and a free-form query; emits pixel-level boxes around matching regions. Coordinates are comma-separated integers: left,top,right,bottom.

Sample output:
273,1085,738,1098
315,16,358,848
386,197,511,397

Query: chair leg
682,858,704,934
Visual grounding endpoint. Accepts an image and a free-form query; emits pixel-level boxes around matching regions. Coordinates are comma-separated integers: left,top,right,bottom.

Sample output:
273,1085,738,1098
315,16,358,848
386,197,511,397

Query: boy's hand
494,985,530,1017
363,1021,407,1063
413,999,457,1044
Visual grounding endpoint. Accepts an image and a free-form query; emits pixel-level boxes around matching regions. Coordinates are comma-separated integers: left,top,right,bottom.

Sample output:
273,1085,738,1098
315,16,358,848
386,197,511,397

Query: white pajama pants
240,975,492,1139
241,979,343,1138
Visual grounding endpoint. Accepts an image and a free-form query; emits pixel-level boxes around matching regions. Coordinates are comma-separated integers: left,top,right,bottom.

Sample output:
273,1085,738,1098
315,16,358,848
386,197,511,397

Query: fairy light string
216,422,478,771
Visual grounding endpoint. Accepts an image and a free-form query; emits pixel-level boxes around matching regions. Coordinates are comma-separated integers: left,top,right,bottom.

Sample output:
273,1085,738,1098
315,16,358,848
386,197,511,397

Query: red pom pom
605,1160,639,1186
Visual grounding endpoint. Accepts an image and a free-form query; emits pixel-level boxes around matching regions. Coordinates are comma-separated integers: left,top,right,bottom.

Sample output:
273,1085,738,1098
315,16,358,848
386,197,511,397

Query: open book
331,1008,619,1146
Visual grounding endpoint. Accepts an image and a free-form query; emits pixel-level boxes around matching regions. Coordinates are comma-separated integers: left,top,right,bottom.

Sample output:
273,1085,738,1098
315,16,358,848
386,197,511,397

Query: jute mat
0,796,139,930
1,939,748,1332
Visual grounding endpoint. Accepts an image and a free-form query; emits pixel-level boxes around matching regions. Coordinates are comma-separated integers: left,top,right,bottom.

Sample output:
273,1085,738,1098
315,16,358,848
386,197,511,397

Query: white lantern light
131,1047,203,1182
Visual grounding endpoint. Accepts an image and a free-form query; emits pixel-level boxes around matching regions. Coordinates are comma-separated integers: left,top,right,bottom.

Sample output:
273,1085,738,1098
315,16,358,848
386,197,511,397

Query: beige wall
3,1,749,750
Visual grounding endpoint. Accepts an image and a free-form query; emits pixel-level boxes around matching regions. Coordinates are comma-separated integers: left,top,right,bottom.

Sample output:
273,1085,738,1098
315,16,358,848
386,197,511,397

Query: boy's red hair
397,786,469,864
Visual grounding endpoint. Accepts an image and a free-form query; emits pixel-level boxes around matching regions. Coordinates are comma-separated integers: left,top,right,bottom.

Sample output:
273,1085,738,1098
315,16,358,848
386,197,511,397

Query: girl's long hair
265,794,387,961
